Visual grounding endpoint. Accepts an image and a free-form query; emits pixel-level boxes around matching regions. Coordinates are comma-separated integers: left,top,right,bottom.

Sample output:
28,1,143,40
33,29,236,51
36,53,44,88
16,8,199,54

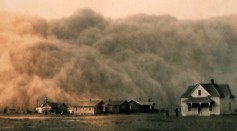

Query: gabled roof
129,99,155,106
74,100,103,107
180,85,196,98
218,84,235,98
103,100,128,106
181,81,235,99
200,84,220,97
41,101,67,108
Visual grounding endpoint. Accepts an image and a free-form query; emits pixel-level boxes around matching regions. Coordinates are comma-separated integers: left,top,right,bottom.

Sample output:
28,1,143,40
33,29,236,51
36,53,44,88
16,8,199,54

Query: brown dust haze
1,9,237,109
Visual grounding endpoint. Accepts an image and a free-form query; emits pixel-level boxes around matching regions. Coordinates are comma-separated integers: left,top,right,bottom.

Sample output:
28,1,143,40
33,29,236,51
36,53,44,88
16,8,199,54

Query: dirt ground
0,114,236,131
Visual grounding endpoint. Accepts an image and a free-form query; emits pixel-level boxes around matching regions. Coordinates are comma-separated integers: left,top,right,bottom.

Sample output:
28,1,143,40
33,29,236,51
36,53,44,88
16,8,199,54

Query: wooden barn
181,79,235,116
128,98,155,113
103,100,129,113
73,100,103,115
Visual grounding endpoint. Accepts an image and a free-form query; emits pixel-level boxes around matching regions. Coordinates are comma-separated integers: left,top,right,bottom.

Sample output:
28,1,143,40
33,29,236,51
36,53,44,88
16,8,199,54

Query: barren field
0,114,236,131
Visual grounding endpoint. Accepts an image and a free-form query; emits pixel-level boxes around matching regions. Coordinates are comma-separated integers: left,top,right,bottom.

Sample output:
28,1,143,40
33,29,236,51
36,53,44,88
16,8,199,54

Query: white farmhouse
181,79,235,116
73,100,103,115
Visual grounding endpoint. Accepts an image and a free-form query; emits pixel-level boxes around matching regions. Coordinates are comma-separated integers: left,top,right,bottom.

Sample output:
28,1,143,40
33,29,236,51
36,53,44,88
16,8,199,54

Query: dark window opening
198,90,201,96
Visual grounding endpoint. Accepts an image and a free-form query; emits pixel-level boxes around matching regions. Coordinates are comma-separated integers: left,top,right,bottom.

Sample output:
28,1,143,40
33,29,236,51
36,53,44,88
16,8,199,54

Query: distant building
181,79,235,116
36,101,68,114
67,106,74,114
35,107,42,113
4,107,18,114
128,98,155,113
73,100,103,115
103,100,129,113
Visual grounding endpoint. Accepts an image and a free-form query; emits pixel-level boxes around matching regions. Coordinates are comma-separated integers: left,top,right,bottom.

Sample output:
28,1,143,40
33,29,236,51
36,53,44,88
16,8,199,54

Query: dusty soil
0,114,236,131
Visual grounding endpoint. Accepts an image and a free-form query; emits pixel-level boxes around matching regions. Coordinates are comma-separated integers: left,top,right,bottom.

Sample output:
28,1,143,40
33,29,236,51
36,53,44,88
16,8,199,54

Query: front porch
182,97,215,116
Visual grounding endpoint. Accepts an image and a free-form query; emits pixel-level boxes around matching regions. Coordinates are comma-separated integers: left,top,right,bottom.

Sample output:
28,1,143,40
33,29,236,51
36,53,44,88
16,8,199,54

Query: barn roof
74,100,103,107
181,80,235,99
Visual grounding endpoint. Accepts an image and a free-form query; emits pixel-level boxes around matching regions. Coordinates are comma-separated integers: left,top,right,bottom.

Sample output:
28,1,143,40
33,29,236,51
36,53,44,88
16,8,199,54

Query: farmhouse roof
41,101,67,108
103,100,128,106
129,99,155,106
182,96,214,103
181,80,235,99
74,100,103,107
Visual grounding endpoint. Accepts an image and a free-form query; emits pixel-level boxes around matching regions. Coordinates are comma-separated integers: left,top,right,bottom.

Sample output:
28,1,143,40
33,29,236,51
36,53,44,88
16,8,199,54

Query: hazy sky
1,0,237,19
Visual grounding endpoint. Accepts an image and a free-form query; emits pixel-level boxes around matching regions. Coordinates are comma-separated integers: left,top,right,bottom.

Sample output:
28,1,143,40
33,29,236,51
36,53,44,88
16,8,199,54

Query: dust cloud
1,9,237,109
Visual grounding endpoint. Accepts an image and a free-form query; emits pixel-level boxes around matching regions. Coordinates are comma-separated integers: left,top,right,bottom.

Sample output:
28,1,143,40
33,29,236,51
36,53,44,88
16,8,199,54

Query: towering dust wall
1,9,237,109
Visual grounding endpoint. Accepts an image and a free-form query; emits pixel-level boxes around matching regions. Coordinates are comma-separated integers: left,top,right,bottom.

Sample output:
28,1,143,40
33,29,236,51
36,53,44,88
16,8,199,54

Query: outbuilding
73,100,103,115
128,98,155,113
103,100,129,113
36,101,68,114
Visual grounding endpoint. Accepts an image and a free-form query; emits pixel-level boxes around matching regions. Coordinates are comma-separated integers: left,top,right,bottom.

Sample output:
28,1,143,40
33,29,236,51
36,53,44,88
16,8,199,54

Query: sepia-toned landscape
0,114,237,131
1,0,237,130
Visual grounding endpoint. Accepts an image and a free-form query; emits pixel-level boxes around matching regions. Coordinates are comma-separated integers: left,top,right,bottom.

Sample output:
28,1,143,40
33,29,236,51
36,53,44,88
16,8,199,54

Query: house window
83,107,84,110
188,104,191,111
89,107,91,111
76,107,77,111
198,90,201,96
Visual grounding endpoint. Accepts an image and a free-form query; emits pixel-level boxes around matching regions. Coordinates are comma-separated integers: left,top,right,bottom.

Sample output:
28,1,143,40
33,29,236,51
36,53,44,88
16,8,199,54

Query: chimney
211,79,214,84
148,98,151,102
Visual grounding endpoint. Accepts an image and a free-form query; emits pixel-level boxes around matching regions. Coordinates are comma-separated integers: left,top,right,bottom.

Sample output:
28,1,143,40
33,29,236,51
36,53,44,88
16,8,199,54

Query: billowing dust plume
1,9,237,109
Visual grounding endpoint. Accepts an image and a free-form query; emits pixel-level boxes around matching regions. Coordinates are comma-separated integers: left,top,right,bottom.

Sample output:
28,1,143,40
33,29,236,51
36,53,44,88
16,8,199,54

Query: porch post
191,103,192,114
208,102,210,114
199,102,201,114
